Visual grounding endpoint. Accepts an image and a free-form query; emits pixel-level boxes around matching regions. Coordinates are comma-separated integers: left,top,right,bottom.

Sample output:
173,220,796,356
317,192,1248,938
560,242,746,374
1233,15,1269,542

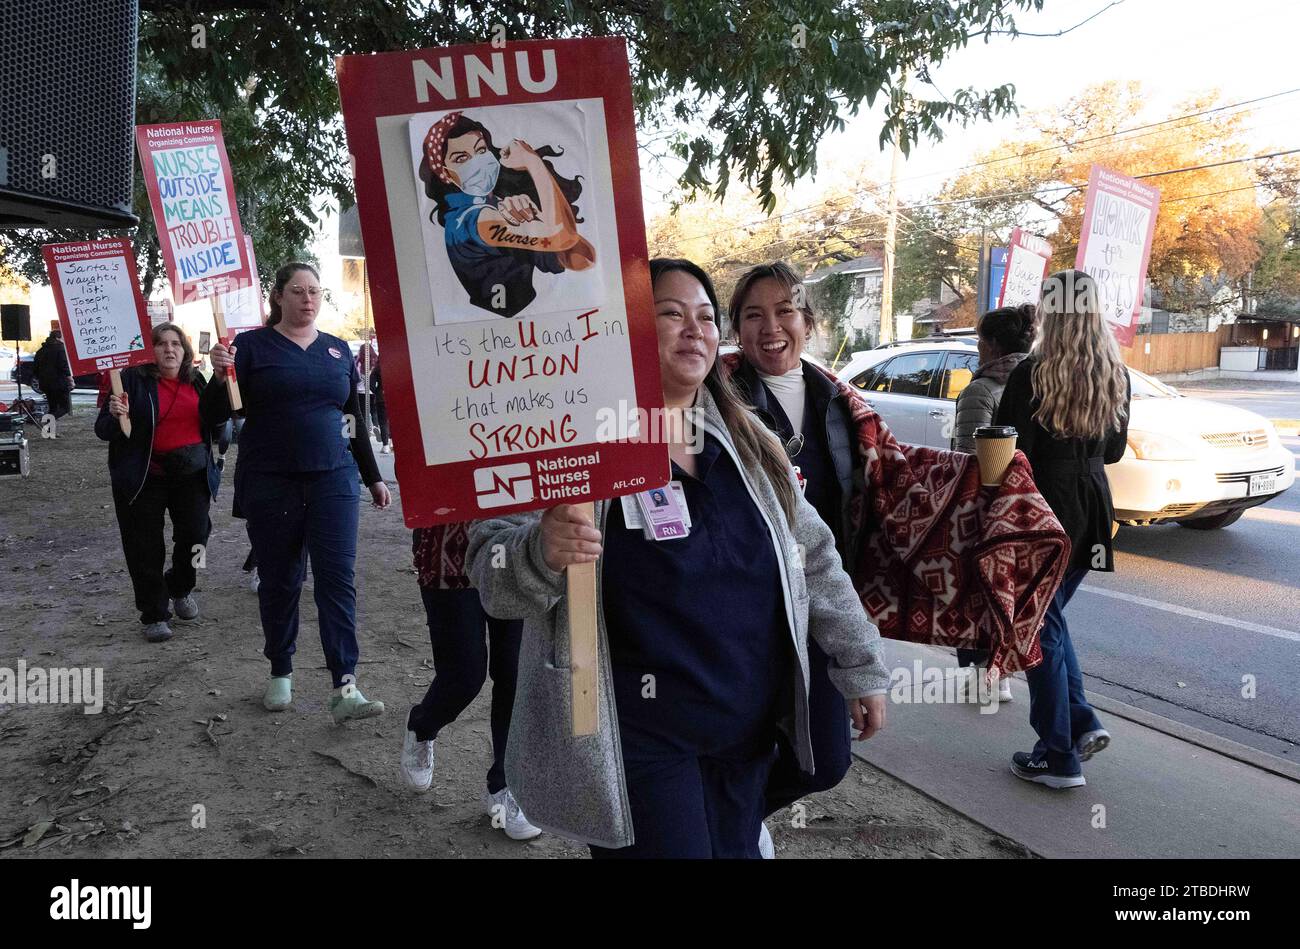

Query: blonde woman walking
995,270,1131,788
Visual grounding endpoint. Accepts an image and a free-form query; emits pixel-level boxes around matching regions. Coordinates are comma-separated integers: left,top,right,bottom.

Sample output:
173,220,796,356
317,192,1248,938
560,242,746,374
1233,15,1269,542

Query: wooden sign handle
210,295,243,412
109,368,131,438
567,501,599,736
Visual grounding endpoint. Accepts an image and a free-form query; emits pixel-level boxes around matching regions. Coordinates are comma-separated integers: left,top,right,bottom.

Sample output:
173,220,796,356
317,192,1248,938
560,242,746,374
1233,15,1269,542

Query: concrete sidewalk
853,640,1300,858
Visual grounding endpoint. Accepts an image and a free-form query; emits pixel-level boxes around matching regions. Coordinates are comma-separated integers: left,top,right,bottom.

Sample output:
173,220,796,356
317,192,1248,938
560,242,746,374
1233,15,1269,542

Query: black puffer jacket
93,366,232,502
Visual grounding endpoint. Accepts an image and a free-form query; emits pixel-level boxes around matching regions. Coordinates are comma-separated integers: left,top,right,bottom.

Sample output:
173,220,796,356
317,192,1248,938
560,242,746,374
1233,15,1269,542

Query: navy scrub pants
589,742,779,860
241,464,361,688
408,586,522,794
763,639,852,817
1025,566,1103,772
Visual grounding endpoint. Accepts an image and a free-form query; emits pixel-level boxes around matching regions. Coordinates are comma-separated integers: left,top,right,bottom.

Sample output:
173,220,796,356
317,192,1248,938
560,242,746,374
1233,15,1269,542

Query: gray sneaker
172,594,199,620
143,621,174,643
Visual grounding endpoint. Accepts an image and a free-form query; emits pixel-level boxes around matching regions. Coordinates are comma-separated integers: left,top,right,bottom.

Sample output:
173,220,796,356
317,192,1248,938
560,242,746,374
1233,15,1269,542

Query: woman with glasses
209,261,392,722
725,261,867,854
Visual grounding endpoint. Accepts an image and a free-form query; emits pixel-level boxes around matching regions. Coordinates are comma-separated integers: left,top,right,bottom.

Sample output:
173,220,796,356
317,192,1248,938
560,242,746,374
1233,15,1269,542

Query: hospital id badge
634,484,690,541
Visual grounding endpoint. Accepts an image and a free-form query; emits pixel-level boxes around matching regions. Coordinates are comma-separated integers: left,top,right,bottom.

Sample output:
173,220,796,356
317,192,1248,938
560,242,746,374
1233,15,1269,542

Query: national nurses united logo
473,462,533,508
328,347,343,359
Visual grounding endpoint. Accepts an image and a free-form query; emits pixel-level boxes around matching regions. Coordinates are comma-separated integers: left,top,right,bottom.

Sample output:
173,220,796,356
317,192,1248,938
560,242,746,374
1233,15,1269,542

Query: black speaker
1,304,30,341
0,0,139,229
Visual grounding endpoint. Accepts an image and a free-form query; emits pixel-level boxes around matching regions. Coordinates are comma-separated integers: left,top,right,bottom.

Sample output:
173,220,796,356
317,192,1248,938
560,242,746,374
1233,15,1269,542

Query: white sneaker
485,787,541,840
381,443,392,454
247,567,260,593
399,727,434,791
758,821,775,859
997,675,1013,703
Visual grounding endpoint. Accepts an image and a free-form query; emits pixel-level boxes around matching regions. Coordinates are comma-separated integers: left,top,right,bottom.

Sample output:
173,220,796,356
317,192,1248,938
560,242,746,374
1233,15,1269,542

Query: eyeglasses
783,433,805,459
287,286,322,298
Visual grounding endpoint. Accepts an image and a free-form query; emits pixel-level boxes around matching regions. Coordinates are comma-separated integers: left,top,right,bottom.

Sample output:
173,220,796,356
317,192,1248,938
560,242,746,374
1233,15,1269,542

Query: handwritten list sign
135,120,250,304
996,228,1052,309
41,238,154,376
1075,165,1161,347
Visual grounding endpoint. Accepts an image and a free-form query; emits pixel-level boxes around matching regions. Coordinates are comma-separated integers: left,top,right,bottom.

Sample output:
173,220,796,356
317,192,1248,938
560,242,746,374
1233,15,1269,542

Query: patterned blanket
831,370,1070,672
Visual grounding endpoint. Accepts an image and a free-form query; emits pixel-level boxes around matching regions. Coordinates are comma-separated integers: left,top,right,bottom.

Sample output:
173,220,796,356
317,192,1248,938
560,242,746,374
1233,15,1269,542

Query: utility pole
879,76,905,345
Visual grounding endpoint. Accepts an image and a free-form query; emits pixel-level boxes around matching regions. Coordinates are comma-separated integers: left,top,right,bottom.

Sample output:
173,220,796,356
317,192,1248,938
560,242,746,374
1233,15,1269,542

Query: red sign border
336,37,669,527
134,119,251,303
995,226,1053,309
41,237,156,377
1075,164,1161,348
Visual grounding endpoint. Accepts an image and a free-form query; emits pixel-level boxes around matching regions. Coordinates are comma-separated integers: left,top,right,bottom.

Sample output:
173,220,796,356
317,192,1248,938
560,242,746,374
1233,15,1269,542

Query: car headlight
1126,430,1196,461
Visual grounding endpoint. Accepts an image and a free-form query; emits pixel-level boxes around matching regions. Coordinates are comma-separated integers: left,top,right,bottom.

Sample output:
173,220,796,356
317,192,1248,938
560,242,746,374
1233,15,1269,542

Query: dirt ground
0,413,1030,860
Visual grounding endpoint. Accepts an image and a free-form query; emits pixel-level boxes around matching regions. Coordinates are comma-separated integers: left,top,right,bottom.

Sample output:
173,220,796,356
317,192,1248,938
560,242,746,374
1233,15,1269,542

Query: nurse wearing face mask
418,111,596,318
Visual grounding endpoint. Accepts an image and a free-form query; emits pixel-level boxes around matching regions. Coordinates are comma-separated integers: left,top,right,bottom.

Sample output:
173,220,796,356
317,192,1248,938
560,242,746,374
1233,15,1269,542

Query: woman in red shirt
95,323,232,642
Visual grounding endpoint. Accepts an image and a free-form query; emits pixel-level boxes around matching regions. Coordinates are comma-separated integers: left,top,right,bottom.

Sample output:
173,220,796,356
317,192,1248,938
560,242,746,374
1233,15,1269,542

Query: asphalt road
1073,382,1300,763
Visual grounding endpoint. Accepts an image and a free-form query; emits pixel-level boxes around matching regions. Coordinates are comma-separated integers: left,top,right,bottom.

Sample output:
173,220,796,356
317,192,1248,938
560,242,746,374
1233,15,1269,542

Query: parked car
9,352,99,391
836,339,1295,530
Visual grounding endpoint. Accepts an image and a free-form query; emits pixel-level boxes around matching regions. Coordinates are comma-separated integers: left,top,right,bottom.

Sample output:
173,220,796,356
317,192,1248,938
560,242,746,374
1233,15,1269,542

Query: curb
1085,692,1300,784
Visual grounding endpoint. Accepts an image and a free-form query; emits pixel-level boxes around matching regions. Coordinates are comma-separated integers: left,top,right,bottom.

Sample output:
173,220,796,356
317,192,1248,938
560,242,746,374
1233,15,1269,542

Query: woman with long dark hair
209,262,392,722
467,258,889,858
96,322,231,642
995,270,1131,788
418,111,595,317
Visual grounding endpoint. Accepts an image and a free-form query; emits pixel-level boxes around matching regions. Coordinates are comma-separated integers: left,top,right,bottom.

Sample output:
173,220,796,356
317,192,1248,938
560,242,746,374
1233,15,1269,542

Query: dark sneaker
1077,728,1111,762
1011,751,1085,789
143,621,174,643
172,594,199,620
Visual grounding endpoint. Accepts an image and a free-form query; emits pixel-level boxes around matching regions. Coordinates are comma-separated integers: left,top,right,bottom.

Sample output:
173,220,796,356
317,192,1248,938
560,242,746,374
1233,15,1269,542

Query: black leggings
408,586,522,794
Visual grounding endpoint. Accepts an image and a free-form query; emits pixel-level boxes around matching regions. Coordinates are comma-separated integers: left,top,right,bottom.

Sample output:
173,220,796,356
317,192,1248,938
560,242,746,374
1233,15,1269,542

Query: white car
835,337,1295,530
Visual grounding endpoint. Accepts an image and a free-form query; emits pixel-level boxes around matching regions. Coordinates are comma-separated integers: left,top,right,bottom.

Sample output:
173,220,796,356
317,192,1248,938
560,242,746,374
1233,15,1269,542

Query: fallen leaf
22,820,52,848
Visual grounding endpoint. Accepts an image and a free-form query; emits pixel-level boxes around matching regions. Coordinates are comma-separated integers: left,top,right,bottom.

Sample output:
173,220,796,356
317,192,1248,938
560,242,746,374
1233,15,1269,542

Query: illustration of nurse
418,111,596,318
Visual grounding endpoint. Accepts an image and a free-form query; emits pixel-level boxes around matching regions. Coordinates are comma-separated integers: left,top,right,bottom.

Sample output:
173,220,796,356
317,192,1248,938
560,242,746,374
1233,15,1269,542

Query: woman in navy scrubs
726,261,864,849
210,262,392,722
468,259,890,858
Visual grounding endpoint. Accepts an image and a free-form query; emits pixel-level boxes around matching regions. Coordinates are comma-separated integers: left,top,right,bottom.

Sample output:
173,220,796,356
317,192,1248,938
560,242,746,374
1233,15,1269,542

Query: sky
25,0,1300,337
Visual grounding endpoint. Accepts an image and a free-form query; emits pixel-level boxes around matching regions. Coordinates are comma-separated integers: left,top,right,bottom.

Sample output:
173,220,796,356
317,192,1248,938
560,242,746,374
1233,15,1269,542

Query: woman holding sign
467,258,889,858
722,261,867,848
995,270,1130,789
95,323,231,643
211,261,392,723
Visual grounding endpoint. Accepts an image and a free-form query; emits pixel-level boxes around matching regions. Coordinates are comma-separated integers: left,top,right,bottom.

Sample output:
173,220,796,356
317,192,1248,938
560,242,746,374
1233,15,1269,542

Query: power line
669,86,1300,245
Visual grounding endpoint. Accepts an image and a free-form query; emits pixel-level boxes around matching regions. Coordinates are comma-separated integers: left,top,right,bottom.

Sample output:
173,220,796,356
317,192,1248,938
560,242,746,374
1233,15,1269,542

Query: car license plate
1248,473,1276,496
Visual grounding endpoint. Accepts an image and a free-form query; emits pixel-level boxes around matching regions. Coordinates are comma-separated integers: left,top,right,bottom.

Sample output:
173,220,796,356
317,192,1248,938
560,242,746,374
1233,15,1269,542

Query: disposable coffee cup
974,425,1018,486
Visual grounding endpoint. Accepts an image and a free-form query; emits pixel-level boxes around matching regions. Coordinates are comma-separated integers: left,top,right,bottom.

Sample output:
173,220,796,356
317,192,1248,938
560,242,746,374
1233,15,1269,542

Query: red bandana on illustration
721,352,1070,673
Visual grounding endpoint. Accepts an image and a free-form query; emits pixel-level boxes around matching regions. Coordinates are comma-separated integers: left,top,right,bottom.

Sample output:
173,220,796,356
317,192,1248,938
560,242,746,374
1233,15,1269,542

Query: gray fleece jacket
952,352,1028,453
466,384,890,849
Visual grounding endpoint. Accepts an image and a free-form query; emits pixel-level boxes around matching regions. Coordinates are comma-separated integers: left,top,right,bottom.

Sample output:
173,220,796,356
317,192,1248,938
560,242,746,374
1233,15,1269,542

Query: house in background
803,252,916,353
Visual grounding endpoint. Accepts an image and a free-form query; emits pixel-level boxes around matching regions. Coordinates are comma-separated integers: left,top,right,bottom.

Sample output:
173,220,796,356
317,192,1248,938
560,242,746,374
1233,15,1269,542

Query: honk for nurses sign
337,37,668,527
135,120,251,304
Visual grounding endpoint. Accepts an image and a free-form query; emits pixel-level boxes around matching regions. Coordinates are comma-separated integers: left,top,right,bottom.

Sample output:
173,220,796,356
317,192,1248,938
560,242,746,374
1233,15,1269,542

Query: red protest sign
41,237,153,376
996,227,1052,309
135,120,250,304
1075,164,1160,347
337,37,668,527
